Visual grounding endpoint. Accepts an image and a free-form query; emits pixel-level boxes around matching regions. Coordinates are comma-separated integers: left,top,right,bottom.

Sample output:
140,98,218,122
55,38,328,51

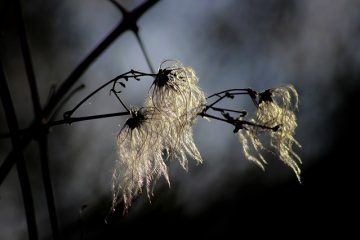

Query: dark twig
63,71,155,119
206,88,256,99
39,134,60,239
204,94,230,111
49,84,86,121
201,89,280,133
15,0,41,117
110,89,130,111
48,111,131,127
0,60,38,240
43,0,160,118
200,112,277,132
200,112,232,124
134,31,155,73
209,106,247,116
207,88,258,107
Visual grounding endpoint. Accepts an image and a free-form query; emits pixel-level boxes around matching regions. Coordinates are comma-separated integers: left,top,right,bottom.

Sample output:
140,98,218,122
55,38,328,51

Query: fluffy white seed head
238,85,302,182
113,61,207,211
112,107,169,211
149,60,206,121
146,61,206,168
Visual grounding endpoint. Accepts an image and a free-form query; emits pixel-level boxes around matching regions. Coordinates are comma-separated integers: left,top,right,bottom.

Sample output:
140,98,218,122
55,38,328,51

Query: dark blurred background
0,0,359,239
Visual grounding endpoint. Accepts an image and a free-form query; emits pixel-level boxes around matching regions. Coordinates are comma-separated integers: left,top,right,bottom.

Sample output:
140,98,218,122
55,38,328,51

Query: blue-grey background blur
0,0,359,239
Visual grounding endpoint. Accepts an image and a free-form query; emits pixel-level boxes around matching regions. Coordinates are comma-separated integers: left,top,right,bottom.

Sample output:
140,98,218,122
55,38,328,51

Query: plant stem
210,106,247,115
48,111,131,127
200,113,233,124
207,88,254,99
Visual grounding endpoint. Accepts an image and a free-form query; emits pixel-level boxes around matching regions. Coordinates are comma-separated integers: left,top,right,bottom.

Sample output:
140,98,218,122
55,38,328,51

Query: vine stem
200,112,232,124
0,99,277,139
48,111,131,127
207,88,256,99
210,106,247,115
63,71,156,119
0,87,259,139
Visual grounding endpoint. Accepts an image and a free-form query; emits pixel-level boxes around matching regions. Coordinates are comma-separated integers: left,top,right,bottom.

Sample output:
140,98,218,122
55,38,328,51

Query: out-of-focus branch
38,134,59,239
0,59,38,240
43,0,160,119
15,0,60,237
14,0,41,117
0,0,160,186
134,31,155,73
0,128,30,139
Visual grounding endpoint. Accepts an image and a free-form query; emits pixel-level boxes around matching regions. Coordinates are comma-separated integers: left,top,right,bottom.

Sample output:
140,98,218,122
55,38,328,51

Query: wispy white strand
112,62,302,212
238,85,302,182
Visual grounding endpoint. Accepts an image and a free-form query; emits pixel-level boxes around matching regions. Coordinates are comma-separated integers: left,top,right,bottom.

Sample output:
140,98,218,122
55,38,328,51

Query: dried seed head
113,60,208,210
146,61,206,169
112,107,169,211
238,85,302,182
149,60,206,120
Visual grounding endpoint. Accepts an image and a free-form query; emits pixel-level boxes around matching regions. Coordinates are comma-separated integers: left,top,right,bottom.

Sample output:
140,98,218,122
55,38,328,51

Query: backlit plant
64,60,302,211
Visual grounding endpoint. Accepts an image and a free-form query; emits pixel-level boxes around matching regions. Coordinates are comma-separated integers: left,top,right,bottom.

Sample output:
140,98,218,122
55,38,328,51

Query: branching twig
206,88,256,99
201,88,280,133
209,106,247,116
43,0,159,118
63,71,155,119
207,88,258,106
0,85,272,140
109,0,155,73
49,84,86,121
0,0,160,186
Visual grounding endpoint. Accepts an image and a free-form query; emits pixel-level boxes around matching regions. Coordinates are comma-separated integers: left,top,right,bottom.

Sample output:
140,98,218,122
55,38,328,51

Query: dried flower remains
102,61,303,212
238,85,302,182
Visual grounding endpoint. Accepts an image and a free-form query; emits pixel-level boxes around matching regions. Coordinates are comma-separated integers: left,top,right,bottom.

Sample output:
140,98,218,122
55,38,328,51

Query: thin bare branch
206,88,256,99
134,31,155,73
15,0,41,117
48,111,130,127
43,0,160,118
15,1,60,237
39,135,60,239
63,71,155,119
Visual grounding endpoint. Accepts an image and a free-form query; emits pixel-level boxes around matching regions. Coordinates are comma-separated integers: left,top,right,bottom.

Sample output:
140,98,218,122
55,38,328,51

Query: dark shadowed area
0,0,359,239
